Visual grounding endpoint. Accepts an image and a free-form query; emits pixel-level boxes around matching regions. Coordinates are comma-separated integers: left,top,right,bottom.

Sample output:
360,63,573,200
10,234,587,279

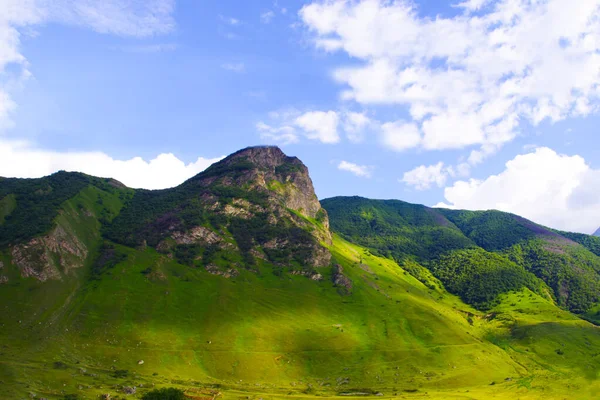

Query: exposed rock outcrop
204,146,323,219
142,146,332,272
205,264,239,278
11,224,87,282
332,264,352,295
291,270,323,281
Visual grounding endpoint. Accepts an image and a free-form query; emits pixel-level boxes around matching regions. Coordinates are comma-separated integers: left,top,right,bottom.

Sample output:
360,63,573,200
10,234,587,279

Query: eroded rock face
291,270,323,281
205,264,239,278
199,146,326,222
157,146,332,271
105,146,332,277
10,224,88,282
172,226,223,246
332,264,352,295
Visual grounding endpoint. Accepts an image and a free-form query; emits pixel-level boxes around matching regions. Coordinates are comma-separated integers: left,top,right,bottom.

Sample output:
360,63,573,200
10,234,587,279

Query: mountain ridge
2,146,600,399
322,195,600,315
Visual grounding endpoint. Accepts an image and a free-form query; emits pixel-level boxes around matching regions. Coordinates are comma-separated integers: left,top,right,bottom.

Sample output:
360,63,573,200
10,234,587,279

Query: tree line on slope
322,197,600,313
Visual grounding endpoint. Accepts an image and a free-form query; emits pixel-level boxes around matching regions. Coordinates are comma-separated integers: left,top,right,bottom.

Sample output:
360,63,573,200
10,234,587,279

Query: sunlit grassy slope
2,228,600,399
2,178,600,399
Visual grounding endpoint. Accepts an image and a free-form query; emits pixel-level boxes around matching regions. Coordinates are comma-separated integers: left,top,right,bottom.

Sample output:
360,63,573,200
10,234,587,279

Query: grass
3,233,600,399
2,187,600,399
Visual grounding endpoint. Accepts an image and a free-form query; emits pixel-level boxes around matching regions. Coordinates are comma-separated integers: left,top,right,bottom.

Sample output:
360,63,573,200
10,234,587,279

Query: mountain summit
594,227,600,237
104,145,332,275
191,145,325,220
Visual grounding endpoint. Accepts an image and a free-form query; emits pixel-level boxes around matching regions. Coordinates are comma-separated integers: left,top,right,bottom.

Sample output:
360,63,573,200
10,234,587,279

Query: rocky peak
107,145,334,274
195,145,325,221
225,145,298,169
594,227,600,237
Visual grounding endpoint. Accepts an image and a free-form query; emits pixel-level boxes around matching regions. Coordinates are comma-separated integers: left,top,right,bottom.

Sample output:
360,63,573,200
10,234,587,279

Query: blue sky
2,0,600,234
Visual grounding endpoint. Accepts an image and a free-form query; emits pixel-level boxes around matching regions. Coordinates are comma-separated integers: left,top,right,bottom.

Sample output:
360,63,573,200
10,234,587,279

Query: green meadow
2,155,600,399
2,232,600,399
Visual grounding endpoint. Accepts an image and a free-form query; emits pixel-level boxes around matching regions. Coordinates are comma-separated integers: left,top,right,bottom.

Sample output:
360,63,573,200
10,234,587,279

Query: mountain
1,146,600,399
323,196,600,314
104,145,332,275
595,227,600,237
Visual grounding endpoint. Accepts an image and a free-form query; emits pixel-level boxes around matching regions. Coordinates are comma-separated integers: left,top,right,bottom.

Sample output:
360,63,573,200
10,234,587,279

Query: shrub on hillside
141,387,186,400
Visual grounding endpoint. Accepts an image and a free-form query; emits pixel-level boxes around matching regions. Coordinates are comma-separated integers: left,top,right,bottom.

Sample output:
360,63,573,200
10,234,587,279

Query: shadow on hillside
508,321,600,380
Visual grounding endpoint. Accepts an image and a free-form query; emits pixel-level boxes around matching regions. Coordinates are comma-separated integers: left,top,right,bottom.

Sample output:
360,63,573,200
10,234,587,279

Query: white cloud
294,110,340,144
256,121,299,145
380,121,421,151
259,109,380,144
454,0,491,12
436,147,600,234
343,111,371,143
261,10,276,24
0,0,175,131
221,62,245,73
402,162,450,190
337,160,372,178
300,0,600,160
0,1,186,190
0,139,222,190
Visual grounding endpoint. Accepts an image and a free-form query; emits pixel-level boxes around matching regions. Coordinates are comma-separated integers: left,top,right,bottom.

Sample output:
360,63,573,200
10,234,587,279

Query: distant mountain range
594,227,600,237
1,146,600,399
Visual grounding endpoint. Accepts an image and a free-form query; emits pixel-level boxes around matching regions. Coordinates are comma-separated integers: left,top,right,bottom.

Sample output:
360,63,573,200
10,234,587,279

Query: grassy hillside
322,197,600,315
3,151,600,399
0,172,129,247
3,233,600,399
321,197,475,261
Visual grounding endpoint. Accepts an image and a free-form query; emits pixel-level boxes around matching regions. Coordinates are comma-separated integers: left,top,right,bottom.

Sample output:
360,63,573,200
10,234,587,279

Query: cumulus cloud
402,162,450,190
380,121,421,151
0,0,192,189
436,147,600,234
295,111,340,144
256,121,299,145
343,112,371,143
337,160,372,178
0,139,222,190
0,0,175,130
258,109,343,144
300,0,600,162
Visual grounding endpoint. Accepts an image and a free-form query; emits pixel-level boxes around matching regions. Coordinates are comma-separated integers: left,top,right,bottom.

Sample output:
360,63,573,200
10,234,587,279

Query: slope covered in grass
3,148,600,399
2,235,600,399
321,197,475,261
323,196,600,315
0,172,129,247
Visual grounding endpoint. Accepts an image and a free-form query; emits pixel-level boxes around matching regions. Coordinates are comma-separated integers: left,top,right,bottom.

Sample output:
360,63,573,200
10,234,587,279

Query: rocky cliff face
192,146,325,221
107,146,332,275
2,146,333,282
11,224,88,281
